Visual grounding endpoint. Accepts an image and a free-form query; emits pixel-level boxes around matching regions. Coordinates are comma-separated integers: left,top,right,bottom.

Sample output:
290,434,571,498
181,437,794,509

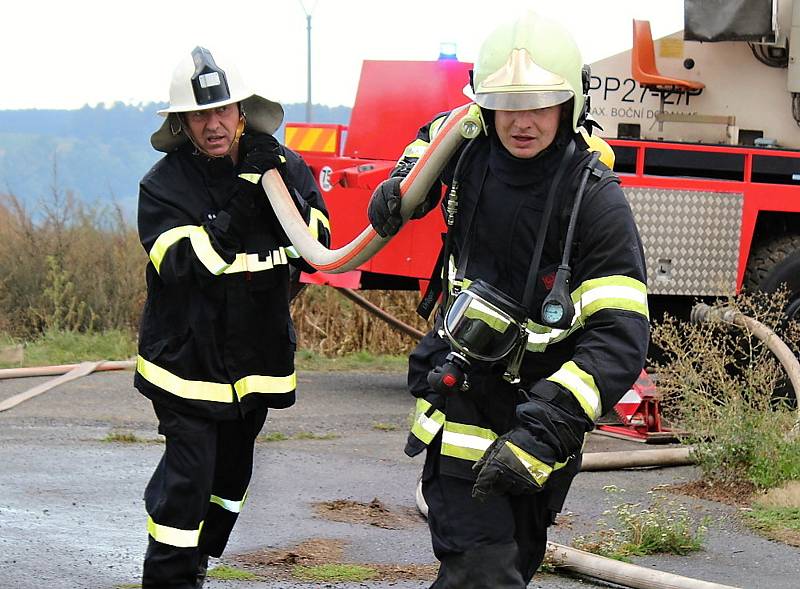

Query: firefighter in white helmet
368,11,649,587
136,47,330,588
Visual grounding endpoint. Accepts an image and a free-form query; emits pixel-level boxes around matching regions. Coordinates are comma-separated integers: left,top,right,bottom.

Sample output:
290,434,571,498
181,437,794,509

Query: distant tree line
0,102,351,218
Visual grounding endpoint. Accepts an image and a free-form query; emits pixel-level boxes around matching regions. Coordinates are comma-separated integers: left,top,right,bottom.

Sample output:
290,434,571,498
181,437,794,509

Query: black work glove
368,177,403,238
238,132,285,179
368,173,439,238
472,432,551,501
471,394,589,501
205,190,255,258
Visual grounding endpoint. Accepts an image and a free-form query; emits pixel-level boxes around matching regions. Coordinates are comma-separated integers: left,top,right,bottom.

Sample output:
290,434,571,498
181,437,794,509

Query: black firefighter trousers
422,446,555,589
142,401,268,589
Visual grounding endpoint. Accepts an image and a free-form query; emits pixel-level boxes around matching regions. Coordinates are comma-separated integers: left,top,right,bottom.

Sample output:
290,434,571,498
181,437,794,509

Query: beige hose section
691,303,800,432
545,543,740,589
0,360,134,380
580,447,695,471
262,103,482,273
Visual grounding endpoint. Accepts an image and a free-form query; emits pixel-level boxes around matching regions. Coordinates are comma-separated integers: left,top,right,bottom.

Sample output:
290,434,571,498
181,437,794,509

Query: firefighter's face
183,104,241,160
494,104,562,159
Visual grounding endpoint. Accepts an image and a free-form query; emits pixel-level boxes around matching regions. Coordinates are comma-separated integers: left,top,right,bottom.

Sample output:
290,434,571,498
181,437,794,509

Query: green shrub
651,291,800,490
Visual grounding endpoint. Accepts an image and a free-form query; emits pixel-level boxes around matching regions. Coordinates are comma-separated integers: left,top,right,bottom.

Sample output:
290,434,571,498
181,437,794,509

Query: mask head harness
428,139,603,396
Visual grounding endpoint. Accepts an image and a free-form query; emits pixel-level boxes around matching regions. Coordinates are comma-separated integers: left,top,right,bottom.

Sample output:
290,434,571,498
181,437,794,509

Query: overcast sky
4,0,684,110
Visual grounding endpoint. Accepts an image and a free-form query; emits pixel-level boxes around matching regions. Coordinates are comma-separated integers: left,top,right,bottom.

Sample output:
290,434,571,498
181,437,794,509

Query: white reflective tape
441,430,493,453
580,284,648,308
417,413,442,436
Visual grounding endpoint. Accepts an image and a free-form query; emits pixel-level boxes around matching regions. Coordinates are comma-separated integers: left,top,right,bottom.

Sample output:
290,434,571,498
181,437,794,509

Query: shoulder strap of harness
557,158,621,258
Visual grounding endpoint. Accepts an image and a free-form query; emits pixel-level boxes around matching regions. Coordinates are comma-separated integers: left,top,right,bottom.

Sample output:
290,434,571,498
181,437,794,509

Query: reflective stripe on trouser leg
143,402,217,589
199,405,269,557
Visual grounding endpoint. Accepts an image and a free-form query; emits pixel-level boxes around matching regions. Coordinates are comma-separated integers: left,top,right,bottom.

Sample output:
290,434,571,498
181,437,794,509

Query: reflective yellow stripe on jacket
137,356,296,403
547,360,602,421
234,373,297,400
137,356,233,403
525,274,648,351
224,249,289,273
150,225,230,276
410,397,445,445
438,420,570,472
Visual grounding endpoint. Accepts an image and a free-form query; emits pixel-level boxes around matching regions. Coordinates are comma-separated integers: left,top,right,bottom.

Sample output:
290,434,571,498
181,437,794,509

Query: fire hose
691,303,800,433
261,103,482,273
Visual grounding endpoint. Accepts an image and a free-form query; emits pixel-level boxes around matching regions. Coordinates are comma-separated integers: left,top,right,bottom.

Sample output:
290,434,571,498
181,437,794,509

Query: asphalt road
0,369,798,589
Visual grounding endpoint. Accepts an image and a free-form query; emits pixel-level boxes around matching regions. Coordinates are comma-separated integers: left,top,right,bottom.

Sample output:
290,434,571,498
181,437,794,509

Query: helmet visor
475,89,572,111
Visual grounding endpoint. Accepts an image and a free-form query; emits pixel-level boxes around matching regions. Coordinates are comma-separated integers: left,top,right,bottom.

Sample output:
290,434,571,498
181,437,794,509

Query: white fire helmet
467,11,586,131
151,47,284,152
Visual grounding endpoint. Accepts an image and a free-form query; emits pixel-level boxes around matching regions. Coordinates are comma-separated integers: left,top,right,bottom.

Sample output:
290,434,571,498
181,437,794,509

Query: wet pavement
0,369,798,589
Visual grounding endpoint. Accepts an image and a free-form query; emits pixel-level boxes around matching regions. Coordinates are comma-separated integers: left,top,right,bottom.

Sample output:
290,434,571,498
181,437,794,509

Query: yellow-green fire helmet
471,10,585,131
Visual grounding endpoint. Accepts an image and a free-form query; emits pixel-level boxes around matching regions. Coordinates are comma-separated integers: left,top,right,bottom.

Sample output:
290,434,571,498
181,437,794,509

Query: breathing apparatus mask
427,137,602,397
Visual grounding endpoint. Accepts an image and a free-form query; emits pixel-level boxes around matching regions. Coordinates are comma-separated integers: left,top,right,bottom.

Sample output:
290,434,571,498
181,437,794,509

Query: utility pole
299,1,318,122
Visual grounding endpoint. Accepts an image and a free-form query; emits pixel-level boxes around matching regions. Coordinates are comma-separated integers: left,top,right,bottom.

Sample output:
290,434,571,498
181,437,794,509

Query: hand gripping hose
261,103,483,273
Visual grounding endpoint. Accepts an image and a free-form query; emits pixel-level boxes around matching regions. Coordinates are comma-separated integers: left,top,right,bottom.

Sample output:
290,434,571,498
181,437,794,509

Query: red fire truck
285,1,800,327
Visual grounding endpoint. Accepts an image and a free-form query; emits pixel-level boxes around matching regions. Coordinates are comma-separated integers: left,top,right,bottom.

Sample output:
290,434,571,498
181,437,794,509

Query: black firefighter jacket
403,110,650,512
135,141,329,420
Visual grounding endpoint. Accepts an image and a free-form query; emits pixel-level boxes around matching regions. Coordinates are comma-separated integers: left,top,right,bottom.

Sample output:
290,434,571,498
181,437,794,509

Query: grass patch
0,329,136,368
293,431,339,440
373,422,398,431
208,564,258,581
292,563,378,582
258,431,339,443
573,486,707,560
295,348,407,372
259,432,290,442
745,506,800,533
102,431,144,444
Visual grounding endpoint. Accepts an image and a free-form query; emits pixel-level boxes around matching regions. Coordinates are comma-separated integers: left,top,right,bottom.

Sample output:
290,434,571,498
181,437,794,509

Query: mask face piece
443,280,527,363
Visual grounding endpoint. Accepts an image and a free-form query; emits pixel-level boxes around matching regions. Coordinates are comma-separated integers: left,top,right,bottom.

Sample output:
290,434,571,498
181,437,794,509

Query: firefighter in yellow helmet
137,47,330,588
368,11,649,588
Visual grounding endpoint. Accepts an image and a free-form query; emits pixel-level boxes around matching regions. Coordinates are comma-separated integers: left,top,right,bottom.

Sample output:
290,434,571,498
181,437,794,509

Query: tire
744,234,800,405
744,234,800,323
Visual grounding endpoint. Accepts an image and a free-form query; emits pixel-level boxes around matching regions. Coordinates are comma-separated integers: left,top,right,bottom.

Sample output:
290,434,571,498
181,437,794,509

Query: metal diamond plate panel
624,188,743,296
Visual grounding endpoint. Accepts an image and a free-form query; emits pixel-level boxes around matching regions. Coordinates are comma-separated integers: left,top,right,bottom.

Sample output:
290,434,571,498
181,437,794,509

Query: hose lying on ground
580,447,695,471
545,543,740,589
262,103,482,273
691,303,800,433
0,360,135,380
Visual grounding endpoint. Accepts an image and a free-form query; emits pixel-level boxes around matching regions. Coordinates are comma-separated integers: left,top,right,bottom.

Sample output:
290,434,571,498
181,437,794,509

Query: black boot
196,554,209,589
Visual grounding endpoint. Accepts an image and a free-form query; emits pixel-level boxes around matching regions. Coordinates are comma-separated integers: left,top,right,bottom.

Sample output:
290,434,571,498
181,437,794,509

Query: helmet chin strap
182,110,246,159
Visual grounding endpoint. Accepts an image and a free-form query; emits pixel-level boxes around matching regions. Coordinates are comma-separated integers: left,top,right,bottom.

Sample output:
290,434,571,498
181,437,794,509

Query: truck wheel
744,234,800,405
744,234,800,323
